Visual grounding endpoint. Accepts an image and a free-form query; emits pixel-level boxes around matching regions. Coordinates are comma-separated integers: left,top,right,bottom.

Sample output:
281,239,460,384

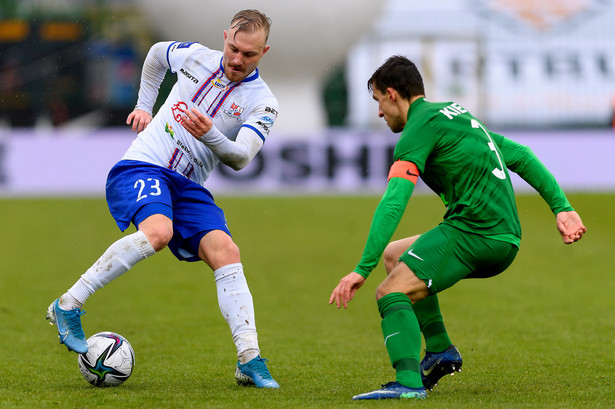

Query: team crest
224,102,244,119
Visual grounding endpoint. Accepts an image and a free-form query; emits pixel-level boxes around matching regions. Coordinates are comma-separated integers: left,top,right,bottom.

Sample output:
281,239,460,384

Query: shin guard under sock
377,292,423,388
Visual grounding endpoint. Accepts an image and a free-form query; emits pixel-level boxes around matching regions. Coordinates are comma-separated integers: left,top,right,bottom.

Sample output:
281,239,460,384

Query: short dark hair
367,55,425,100
230,9,272,42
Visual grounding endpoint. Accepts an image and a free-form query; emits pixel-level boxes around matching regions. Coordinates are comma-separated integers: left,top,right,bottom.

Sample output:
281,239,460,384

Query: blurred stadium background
2,3,614,406
0,0,614,196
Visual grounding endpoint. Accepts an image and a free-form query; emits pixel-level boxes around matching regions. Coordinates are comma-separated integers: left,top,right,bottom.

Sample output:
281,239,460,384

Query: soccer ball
77,332,135,387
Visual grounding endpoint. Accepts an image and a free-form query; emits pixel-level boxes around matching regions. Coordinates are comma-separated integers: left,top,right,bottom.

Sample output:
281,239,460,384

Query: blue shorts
106,160,230,262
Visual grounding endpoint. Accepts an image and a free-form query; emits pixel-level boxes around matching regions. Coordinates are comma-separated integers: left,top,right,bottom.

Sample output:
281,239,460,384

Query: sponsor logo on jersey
175,138,204,168
265,106,278,117
259,115,274,125
165,122,175,139
180,68,199,84
176,41,196,49
212,78,228,90
171,101,188,123
224,102,244,119
256,121,271,134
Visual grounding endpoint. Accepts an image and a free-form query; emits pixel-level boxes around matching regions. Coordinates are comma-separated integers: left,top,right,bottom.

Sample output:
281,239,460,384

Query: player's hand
181,108,213,139
556,210,587,244
329,272,366,309
126,109,152,133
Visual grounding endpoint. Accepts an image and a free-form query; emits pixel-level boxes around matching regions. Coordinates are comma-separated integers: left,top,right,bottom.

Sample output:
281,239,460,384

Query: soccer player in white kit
46,9,279,388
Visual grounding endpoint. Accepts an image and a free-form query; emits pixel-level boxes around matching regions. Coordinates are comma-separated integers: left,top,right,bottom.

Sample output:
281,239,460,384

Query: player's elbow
222,155,251,171
227,162,246,171
215,137,259,170
147,42,166,61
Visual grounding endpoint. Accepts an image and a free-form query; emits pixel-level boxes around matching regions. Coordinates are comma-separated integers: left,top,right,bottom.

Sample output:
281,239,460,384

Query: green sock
377,292,423,388
413,294,452,353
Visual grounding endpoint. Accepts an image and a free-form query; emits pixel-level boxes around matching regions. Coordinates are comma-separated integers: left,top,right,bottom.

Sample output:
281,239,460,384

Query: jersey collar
219,57,260,83
407,97,427,120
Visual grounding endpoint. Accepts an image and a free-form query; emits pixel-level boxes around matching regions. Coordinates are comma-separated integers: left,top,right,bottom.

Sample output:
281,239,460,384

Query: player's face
372,87,406,133
222,27,269,82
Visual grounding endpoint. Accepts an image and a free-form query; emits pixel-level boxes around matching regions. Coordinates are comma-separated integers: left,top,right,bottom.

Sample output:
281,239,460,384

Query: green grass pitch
0,193,613,408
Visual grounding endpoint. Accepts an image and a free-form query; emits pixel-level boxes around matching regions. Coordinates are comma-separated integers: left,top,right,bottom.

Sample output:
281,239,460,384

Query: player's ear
262,44,270,57
386,87,397,101
223,30,228,42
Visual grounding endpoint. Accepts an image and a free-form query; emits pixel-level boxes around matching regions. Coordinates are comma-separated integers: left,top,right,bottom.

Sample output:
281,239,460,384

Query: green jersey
353,97,573,279
394,97,521,243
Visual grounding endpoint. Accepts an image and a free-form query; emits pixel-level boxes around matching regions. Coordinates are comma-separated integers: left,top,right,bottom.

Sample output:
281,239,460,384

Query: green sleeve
491,132,573,215
354,177,415,279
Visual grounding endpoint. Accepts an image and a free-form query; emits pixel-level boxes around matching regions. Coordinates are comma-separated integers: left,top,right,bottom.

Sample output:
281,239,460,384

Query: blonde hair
230,9,272,42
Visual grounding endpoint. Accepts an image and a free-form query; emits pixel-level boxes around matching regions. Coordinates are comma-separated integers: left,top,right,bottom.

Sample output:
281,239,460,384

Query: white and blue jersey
122,41,278,186
106,41,277,261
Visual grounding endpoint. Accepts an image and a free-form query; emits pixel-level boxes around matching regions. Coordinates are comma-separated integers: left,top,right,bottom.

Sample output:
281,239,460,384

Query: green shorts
399,223,518,295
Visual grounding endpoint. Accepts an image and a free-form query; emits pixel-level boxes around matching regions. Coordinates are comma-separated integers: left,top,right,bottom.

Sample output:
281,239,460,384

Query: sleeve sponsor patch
387,160,419,184
176,41,197,49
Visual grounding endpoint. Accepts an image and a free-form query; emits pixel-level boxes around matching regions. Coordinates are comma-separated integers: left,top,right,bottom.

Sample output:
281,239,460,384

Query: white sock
214,263,260,364
62,230,155,308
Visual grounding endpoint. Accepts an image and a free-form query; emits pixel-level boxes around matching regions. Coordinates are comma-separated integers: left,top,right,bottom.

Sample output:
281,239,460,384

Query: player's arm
491,132,573,214
330,161,418,309
492,132,586,243
127,41,176,132
354,166,416,278
182,108,268,171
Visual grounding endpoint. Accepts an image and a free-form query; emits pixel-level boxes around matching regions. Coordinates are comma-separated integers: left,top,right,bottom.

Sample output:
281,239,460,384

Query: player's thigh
198,230,240,270
383,235,421,273
377,262,429,302
167,183,232,263
106,161,173,231
137,214,173,251
388,236,421,257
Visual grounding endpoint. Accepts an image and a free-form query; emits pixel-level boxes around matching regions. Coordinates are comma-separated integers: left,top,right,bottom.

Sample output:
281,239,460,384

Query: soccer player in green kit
329,56,586,400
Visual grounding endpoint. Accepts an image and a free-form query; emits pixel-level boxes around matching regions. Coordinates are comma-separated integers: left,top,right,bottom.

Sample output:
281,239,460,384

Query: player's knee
142,225,173,252
219,239,240,261
199,232,241,269
375,275,430,303
375,282,394,300
407,288,429,303
382,243,399,273
138,214,173,252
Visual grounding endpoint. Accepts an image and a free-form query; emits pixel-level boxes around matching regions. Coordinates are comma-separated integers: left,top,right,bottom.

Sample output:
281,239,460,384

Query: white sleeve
134,41,174,115
135,41,202,115
197,125,264,171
